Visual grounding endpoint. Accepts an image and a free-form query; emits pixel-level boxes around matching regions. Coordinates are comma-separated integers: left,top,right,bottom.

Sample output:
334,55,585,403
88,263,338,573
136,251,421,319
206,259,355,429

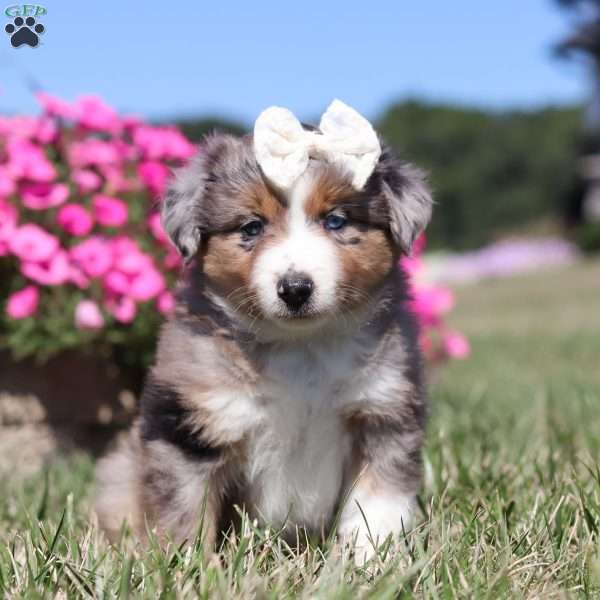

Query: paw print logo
5,16,45,48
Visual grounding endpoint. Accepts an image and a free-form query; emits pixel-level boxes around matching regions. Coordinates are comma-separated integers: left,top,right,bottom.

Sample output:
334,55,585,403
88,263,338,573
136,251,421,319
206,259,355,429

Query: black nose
277,274,314,310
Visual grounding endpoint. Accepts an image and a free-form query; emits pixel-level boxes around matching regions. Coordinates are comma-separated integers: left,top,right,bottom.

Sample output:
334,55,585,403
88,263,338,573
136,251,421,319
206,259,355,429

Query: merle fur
140,376,221,461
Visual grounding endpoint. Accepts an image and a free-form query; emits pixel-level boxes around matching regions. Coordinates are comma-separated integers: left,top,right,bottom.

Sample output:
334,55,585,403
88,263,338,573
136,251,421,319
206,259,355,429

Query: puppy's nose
277,273,314,310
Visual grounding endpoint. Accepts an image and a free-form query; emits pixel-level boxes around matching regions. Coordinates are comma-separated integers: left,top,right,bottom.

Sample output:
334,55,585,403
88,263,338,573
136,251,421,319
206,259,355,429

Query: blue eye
241,220,264,237
324,213,347,231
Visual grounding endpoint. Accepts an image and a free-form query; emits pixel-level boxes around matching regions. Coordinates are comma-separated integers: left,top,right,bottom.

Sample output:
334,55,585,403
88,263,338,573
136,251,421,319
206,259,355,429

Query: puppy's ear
161,155,205,264
161,134,251,264
375,147,433,254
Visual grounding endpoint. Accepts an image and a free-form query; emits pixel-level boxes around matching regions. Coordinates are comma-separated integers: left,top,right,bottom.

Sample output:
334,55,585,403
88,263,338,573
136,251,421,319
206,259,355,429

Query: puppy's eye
240,219,264,237
323,213,347,231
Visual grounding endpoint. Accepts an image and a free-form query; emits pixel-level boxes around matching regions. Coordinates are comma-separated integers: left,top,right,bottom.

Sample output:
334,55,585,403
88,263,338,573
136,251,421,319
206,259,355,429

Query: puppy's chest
242,345,362,528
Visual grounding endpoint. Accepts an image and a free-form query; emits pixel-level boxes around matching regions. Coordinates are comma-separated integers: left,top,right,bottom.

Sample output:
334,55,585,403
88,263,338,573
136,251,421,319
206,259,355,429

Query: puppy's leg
130,375,237,546
95,426,144,541
338,418,423,564
139,438,226,546
95,424,225,546
97,377,235,547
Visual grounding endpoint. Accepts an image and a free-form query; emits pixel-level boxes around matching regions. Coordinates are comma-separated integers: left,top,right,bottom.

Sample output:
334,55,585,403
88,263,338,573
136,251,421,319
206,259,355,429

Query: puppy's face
163,134,432,332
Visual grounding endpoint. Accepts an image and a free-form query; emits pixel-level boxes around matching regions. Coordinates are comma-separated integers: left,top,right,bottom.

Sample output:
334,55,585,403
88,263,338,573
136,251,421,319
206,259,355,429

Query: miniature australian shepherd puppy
96,101,433,561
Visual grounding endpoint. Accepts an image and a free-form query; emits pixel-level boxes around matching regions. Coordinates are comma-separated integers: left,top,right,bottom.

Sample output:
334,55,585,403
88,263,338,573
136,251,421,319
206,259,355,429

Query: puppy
96,101,432,559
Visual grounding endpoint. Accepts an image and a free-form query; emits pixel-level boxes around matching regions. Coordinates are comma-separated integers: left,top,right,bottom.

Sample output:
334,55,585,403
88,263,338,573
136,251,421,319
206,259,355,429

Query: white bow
253,99,381,191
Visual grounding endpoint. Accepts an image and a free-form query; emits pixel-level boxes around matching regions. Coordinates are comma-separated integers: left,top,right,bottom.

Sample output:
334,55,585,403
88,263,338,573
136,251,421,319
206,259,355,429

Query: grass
1,260,600,598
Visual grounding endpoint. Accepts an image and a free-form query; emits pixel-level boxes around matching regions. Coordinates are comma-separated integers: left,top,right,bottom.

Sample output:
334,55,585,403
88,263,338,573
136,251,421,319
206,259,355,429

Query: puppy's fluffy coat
96,129,433,555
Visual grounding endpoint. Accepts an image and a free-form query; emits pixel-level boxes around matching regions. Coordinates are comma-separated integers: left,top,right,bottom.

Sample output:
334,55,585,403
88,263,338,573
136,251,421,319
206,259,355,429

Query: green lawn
1,260,599,598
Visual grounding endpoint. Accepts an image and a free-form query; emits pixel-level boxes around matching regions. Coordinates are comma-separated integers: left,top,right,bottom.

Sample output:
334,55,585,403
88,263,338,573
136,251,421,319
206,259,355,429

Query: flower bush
0,93,193,370
0,93,467,376
402,235,470,361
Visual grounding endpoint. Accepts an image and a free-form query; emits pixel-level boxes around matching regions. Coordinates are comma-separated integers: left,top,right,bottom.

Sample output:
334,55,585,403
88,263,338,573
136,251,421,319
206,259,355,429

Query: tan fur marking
201,181,285,314
203,234,255,297
247,181,284,222
304,165,396,309
337,228,394,307
304,166,356,219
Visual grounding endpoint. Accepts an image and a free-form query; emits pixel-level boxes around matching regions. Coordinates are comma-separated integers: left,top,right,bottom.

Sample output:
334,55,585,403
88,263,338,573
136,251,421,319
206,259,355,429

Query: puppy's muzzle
277,272,314,311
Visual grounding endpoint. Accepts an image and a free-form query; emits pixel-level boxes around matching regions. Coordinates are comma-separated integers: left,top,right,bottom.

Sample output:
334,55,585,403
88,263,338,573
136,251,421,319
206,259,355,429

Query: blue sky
0,0,590,124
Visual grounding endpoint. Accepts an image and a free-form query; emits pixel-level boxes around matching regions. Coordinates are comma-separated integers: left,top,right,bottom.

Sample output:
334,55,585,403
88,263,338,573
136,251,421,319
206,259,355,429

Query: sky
0,0,591,125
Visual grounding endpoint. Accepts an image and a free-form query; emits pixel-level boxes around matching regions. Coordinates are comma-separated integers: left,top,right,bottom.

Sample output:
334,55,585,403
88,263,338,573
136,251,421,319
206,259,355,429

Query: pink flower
36,92,76,120
401,254,422,278
113,246,152,274
102,236,165,301
35,117,58,144
443,331,471,359
106,295,136,323
0,113,60,144
0,165,17,198
56,204,94,236
110,235,139,257
99,165,136,194
9,224,58,262
7,139,56,182
409,286,455,326
139,161,170,197
0,241,10,258
129,267,165,301
68,139,121,168
21,249,71,285
412,233,427,256
164,246,182,270
75,300,104,329
103,270,130,295
92,194,128,227
157,290,175,315
69,263,89,289
0,116,55,142
6,285,39,319
0,201,17,257
0,115,56,143
72,169,102,194
133,125,196,161
148,212,168,244
70,237,113,278
112,235,140,256
0,199,17,237
20,182,69,210
0,115,36,139
75,95,121,134
112,139,137,162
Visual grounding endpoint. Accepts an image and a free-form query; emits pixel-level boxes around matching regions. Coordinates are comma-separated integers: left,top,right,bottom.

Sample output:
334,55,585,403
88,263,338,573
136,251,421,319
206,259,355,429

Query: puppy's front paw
338,491,415,566
337,527,380,566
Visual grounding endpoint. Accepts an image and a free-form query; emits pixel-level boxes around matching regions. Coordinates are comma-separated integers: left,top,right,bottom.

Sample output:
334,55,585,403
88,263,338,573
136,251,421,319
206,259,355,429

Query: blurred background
4,1,599,255
1,0,599,467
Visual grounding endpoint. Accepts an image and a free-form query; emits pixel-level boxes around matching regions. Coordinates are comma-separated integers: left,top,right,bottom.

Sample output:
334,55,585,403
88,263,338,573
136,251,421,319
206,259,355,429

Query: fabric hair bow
253,99,381,191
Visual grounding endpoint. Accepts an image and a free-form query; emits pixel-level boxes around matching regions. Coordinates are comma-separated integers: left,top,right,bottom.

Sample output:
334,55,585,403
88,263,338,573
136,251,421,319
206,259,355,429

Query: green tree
377,101,581,249
175,117,246,142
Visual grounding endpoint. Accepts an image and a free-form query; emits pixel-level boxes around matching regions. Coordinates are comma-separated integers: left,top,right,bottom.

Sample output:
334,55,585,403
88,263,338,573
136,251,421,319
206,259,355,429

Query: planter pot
0,350,138,456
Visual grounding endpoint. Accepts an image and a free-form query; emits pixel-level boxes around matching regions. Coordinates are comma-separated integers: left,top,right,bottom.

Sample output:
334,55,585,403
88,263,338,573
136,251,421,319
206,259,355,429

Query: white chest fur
243,339,364,529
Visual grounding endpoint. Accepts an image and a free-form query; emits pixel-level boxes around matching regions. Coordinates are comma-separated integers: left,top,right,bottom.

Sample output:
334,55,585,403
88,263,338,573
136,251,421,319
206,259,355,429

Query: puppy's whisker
225,285,248,301
338,283,371,303
233,294,260,314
